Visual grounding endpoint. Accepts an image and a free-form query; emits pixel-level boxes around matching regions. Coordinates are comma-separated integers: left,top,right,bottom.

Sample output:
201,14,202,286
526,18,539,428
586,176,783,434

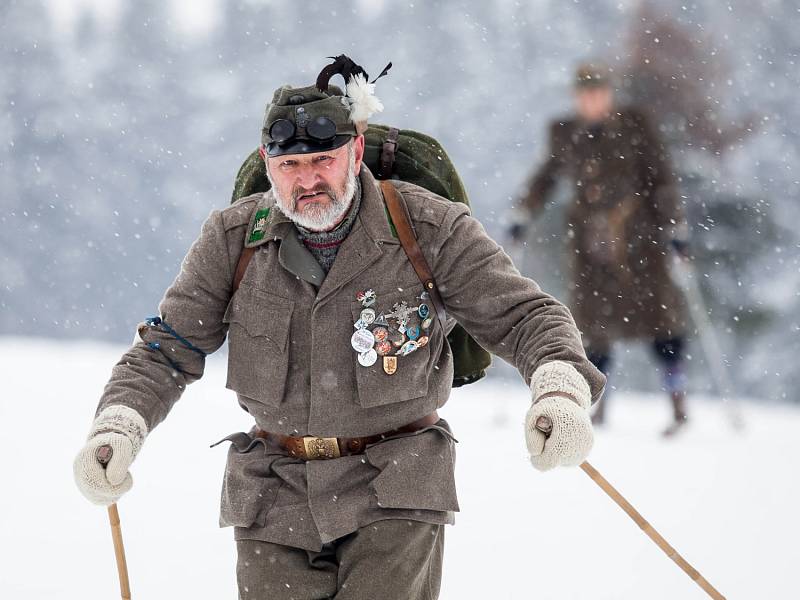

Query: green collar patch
248,208,271,243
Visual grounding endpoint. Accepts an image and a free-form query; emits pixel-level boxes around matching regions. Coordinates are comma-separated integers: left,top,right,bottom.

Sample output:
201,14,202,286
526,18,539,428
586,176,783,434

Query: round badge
360,308,376,325
351,328,375,353
418,304,430,319
407,326,420,340
421,317,433,330
373,327,389,342
417,335,429,348
358,348,378,367
375,340,393,356
389,330,405,347
399,340,419,356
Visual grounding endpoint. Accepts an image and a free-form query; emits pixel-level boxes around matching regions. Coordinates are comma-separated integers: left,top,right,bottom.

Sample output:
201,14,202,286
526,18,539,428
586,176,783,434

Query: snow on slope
0,337,797,599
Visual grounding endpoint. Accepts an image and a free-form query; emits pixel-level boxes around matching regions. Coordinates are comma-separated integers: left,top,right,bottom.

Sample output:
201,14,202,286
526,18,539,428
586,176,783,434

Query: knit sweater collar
295,177,362,272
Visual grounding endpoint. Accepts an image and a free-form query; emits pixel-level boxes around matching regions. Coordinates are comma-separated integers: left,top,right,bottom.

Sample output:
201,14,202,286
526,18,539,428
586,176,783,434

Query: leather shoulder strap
233,247,256,293
377,127,400,180
380,180,448,329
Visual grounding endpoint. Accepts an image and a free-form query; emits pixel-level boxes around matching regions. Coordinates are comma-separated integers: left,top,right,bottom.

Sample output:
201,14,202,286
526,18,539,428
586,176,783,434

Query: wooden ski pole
535,417,725,600
97,445,132,600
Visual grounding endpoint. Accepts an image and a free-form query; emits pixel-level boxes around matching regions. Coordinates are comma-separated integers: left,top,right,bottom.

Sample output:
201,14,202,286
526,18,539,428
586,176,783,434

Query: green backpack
231,124,491,387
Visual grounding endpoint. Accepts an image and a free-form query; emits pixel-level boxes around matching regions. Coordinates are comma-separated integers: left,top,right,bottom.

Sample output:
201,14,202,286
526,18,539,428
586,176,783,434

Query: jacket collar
354,167,399,246
244,167,397,247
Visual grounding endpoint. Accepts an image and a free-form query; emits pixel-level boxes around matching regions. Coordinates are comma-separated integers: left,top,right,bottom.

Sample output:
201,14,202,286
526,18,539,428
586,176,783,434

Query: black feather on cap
316,54,392,92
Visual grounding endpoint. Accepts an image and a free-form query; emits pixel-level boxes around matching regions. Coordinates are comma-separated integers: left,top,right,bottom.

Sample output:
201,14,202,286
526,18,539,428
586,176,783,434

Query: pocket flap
218,433,283,528
223,286,293,351
365,425,459,513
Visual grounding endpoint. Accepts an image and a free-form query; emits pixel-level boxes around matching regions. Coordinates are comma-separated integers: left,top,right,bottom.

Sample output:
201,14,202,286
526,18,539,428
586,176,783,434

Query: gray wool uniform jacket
96,167,605,552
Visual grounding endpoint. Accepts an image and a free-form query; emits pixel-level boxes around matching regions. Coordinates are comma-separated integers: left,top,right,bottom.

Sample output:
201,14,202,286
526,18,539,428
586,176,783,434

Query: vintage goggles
269,116,338,144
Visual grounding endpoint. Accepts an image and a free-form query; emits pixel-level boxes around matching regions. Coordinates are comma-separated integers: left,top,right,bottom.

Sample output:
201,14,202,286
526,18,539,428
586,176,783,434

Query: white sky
45,0,223,36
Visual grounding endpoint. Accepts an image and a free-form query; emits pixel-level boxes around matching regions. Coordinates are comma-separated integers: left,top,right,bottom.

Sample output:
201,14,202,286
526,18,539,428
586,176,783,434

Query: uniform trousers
236,519,444,600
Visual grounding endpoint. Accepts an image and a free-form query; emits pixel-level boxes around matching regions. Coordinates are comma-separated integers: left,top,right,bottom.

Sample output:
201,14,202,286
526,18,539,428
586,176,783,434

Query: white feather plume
345,73,384,123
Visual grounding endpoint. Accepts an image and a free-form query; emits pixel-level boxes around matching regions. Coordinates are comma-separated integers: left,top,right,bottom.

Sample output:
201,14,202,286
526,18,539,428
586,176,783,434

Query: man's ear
353,135,365,174
258,146,266,161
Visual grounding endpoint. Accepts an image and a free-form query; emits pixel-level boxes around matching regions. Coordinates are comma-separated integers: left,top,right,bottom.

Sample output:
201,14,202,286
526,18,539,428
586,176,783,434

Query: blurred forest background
2,0,799,402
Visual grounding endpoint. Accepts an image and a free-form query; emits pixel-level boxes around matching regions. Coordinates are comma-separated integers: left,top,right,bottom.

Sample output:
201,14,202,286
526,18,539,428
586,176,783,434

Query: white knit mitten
525,361,593,471
73,405,148,506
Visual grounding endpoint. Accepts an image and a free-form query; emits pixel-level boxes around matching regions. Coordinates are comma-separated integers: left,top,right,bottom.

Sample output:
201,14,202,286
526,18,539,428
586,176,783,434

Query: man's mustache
292,184,336,205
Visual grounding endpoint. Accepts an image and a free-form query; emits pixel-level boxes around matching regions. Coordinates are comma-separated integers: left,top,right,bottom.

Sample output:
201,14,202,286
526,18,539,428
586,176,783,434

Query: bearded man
74,56,605,599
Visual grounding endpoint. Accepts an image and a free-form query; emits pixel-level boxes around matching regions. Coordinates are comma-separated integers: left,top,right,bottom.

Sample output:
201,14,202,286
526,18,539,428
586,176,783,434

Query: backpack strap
233,247,256,293
380,180,448,330
377,127,400,180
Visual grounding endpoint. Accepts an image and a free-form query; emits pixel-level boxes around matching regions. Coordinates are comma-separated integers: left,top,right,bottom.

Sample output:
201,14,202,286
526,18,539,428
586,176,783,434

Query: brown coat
96,167,604,551
520,108,688,352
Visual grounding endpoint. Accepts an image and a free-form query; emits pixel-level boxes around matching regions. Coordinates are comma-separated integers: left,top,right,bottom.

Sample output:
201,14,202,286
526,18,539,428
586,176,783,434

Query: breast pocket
223,284,293,408
349,284,439,408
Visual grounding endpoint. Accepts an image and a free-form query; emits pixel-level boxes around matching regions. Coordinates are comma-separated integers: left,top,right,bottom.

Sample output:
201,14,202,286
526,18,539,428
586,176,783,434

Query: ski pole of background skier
96,445,132,600
535,416,726,600
670,255,744,430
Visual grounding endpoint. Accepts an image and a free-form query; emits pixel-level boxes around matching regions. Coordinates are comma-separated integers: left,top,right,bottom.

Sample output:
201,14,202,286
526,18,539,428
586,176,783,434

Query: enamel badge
350,288,434,375
351,328,375,353
358,348,378,367
383,356,398,375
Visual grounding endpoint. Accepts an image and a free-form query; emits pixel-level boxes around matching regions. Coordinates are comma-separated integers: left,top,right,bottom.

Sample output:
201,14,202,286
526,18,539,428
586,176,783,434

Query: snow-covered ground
1,336,797,599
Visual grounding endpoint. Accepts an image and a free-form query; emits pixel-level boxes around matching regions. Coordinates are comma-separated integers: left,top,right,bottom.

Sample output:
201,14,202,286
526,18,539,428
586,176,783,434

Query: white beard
268,145,357,232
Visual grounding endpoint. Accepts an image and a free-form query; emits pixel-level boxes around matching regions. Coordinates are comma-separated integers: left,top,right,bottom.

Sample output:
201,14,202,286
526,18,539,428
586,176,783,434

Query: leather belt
255,411,440,460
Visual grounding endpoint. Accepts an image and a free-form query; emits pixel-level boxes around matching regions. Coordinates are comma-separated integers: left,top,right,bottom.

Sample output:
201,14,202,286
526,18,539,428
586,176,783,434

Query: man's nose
294,164,322,189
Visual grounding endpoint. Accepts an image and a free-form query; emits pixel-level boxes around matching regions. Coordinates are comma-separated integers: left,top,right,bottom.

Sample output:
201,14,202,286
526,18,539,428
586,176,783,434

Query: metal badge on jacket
351,289,432,375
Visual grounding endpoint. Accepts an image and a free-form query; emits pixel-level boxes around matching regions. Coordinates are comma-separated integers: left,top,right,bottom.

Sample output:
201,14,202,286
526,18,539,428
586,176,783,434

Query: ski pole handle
534,415,553,436
96,444,132,600
96,444,114,466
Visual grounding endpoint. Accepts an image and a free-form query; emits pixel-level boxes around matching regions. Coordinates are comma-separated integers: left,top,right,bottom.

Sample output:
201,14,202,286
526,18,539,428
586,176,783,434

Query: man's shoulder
391,180,469,229
219,192,275,232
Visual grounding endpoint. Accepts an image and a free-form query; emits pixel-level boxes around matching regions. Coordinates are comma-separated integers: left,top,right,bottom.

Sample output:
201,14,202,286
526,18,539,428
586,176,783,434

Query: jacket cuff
89,405,149,456
530,361,591,410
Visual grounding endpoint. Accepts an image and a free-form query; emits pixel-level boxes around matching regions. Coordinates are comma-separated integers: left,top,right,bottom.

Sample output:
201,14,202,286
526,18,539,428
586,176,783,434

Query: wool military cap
575,62,613,88
261,55,391,157
261,84,357,157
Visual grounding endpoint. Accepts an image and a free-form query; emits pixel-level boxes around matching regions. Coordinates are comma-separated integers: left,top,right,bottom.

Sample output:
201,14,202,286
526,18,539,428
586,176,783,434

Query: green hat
261,55,391,157
261,84,356,157
575,62,612,88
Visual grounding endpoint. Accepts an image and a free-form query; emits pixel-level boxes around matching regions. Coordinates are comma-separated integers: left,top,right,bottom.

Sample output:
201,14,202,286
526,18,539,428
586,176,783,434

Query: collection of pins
350,289,432,375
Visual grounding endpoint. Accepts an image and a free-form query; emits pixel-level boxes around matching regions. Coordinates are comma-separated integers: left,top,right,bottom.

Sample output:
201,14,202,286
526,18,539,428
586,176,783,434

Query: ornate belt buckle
303,436,341,460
